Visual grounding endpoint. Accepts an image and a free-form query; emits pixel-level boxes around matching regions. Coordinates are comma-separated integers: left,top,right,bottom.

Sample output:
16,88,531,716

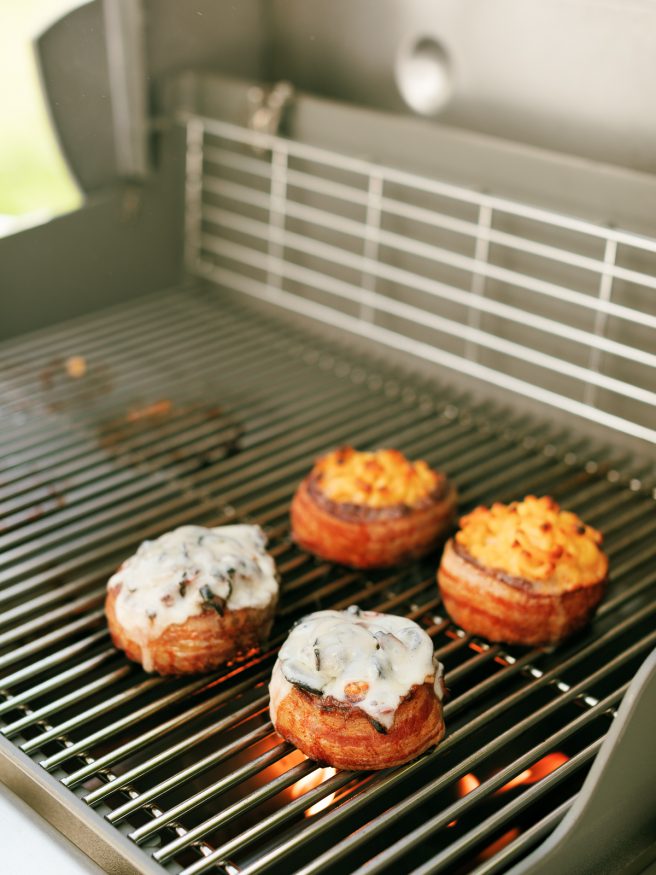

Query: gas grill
1,2,655,874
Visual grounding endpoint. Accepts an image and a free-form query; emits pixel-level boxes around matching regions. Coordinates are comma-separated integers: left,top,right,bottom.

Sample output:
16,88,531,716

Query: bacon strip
291,475,457,569
273,681,445,770
437,539,606,646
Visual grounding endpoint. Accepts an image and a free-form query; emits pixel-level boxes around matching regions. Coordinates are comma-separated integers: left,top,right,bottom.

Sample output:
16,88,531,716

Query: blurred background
0,0,81,234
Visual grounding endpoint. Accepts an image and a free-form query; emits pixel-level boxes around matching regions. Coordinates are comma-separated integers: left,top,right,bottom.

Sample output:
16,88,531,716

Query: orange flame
290,766,338,817
496,753,568,794
450,754,567,833
477,828,521,860
449,772,482,824
457,772,482,797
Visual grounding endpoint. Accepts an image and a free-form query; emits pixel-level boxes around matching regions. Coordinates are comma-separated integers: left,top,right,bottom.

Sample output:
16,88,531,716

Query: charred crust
451,539,606,595
453,539,542,592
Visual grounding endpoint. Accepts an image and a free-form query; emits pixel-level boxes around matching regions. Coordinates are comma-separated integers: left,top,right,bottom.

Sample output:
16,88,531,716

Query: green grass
0,0,81,218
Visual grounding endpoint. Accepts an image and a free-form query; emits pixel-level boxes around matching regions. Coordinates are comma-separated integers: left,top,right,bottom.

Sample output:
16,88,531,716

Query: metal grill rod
599,570,656,619
0,589,108,646
0,382,381,572
202,175,656,328
604,537,656,581
196,116,656,254
201,213,656,369
130,740,303,843
406,742,604,875
9,406,644,768
68,671,270,791
202,613,655,875
103,717,272,821
34,673,212,764
0,312,312,491
0,359,360,551
471,797,575,875
149,756,316,860
202,231,655,407
0,298,316,450
0,629,108,690
197,262,656,444
150,609,656,860
193,764,357,869
17,672,161,751
2,663,134,738
0,648,117,716
0,288,188,370
0,610,104,673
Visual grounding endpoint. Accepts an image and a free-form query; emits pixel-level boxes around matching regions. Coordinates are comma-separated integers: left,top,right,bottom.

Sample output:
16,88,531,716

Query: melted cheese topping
313,446,440,508
456,495,607,589
270,607,444,730
108,525,278,671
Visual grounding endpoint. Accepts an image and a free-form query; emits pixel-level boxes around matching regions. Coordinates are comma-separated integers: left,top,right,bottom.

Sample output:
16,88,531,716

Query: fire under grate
0,286,654,875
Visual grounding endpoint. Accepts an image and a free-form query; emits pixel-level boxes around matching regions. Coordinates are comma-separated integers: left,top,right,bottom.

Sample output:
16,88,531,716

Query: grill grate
183,113,656,445
0,287,654,875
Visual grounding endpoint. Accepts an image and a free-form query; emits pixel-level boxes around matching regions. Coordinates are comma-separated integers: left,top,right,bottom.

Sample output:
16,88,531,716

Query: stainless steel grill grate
0,288,654,875
183,113,656,445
